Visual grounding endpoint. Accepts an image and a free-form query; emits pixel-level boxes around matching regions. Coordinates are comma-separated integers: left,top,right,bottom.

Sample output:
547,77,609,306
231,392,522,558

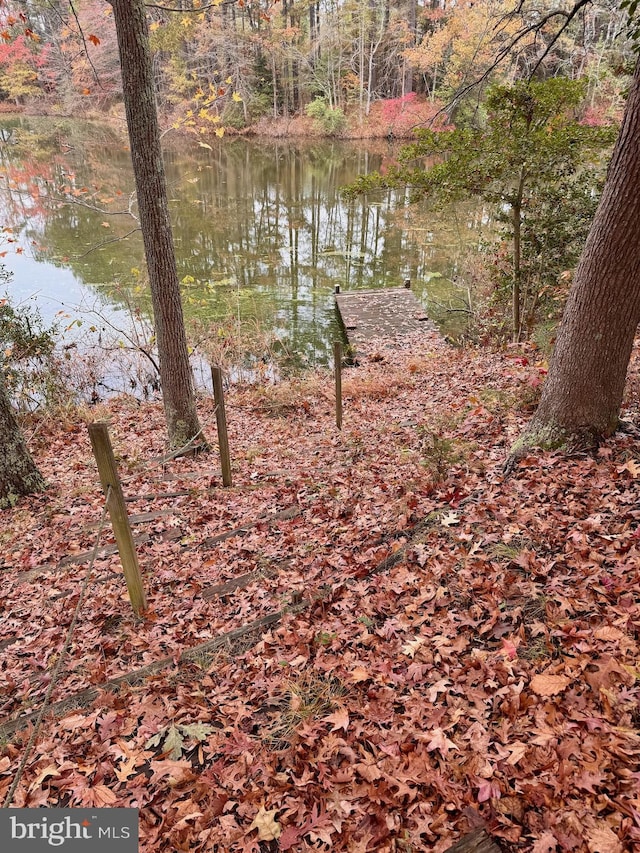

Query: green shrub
305,98,346,135
247,93,273,121
221,100,247,130
0,293,65,410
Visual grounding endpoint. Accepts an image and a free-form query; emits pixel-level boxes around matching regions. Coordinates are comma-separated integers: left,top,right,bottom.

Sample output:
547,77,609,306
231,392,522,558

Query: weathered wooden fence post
88,421,147,614
334,341,343,430
211,365,233,487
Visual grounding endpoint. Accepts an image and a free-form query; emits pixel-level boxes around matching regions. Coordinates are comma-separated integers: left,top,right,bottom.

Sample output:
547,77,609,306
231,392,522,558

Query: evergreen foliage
345,79,617,339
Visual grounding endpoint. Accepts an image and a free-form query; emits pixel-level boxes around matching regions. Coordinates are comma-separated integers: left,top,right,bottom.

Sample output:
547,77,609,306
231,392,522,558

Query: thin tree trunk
109,0,203,450
0,366,45,505
404,0,416,94
522,57,640,449
512,170,525,342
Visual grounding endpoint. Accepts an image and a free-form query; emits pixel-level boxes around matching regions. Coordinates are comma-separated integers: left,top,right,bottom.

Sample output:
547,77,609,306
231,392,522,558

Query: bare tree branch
527,0,594,77
74,227,141,259
425,0,595,126
68,0,103,88
57,197,139,221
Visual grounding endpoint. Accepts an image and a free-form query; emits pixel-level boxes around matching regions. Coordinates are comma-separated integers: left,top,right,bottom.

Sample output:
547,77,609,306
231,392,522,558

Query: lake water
0,116,485,392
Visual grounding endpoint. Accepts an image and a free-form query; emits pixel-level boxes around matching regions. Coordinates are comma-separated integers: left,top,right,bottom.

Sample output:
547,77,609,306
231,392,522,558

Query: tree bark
0,366,45,506
109,0,203,451
522,57,640,449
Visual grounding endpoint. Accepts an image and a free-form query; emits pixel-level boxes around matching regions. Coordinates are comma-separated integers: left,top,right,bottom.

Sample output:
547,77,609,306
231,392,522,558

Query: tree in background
56,0,121,108
0,34,46,103
403,0,519,104
346,77,615,341
0,0,631,133
109,0,204,451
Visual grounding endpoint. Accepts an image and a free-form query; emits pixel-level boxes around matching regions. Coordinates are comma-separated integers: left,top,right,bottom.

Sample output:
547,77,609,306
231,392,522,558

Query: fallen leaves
248,806,281,841
586,824,624,853
2,333,640,852
145,722,214,760
530,669,572,696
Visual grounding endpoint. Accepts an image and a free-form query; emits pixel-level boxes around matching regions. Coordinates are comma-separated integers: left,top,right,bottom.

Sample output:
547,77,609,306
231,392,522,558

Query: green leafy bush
305,98,346,136
0,292,65,410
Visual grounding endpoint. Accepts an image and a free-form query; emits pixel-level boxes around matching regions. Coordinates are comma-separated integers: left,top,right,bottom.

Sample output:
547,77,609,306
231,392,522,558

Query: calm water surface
0,117,485,388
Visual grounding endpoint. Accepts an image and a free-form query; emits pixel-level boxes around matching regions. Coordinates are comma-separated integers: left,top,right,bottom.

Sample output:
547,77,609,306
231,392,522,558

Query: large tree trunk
110,0,203,451
522,57,640,450
0,367,45,505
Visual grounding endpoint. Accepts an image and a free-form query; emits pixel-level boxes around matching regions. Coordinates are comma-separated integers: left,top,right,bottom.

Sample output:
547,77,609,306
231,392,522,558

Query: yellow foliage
404,0,520,91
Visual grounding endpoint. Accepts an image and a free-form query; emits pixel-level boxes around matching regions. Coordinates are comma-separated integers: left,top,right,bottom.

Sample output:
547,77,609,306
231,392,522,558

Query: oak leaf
248,807,281,841
355,761,383,782
326,707,349,732
584,656,631,693
531,831,557,853
279,824,303,850
586,825,623,853
402,637,424,658
530,671,571,696
426,727,458,756
28,764,60,792
349,665,371,682
505,742,528,766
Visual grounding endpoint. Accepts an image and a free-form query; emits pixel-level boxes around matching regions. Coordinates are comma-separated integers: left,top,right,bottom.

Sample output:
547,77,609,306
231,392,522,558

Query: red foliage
369,94,452,138
0,33,45,68
580,107,613,127
380,91,418,121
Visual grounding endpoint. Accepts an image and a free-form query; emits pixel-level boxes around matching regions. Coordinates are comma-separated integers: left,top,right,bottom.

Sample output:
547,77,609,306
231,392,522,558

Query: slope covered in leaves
1,332,639,853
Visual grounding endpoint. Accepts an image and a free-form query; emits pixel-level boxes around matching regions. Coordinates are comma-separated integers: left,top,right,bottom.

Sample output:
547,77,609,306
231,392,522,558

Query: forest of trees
0,1,634,134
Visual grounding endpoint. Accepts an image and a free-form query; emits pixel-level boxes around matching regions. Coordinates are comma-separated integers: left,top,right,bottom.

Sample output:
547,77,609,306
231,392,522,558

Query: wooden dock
334,285,435,345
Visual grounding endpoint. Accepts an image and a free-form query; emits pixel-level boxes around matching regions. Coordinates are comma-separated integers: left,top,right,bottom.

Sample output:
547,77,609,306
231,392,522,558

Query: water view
0,116,484,391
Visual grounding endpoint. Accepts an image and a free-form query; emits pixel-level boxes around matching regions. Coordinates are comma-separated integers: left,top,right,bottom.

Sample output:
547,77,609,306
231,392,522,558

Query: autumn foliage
1,332,639,851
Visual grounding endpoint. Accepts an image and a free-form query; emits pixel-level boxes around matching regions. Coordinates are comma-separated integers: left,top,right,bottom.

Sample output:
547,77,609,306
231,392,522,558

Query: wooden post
211,365,232,487
88,421,147,614
334,341,343,430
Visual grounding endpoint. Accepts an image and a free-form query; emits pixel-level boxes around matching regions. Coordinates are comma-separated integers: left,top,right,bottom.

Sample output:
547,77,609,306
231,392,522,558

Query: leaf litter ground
1,331,639,853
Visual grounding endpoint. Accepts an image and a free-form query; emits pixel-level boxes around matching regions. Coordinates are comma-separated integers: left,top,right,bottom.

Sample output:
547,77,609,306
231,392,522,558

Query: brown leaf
530,671,571,696
425,727,458,756
355,762,383,782
326,707,349,732
584,656,632,693
531,831,558,853
248,807,281,841
586,825,623,853
349,665,371,682
593,626,625,642
28,764,60,792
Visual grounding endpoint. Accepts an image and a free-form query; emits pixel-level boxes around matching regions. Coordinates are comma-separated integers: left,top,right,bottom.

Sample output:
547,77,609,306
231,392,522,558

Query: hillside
1,331,639,852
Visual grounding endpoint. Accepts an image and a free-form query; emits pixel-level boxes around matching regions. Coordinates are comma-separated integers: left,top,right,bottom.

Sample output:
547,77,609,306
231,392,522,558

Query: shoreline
8,96,441,142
